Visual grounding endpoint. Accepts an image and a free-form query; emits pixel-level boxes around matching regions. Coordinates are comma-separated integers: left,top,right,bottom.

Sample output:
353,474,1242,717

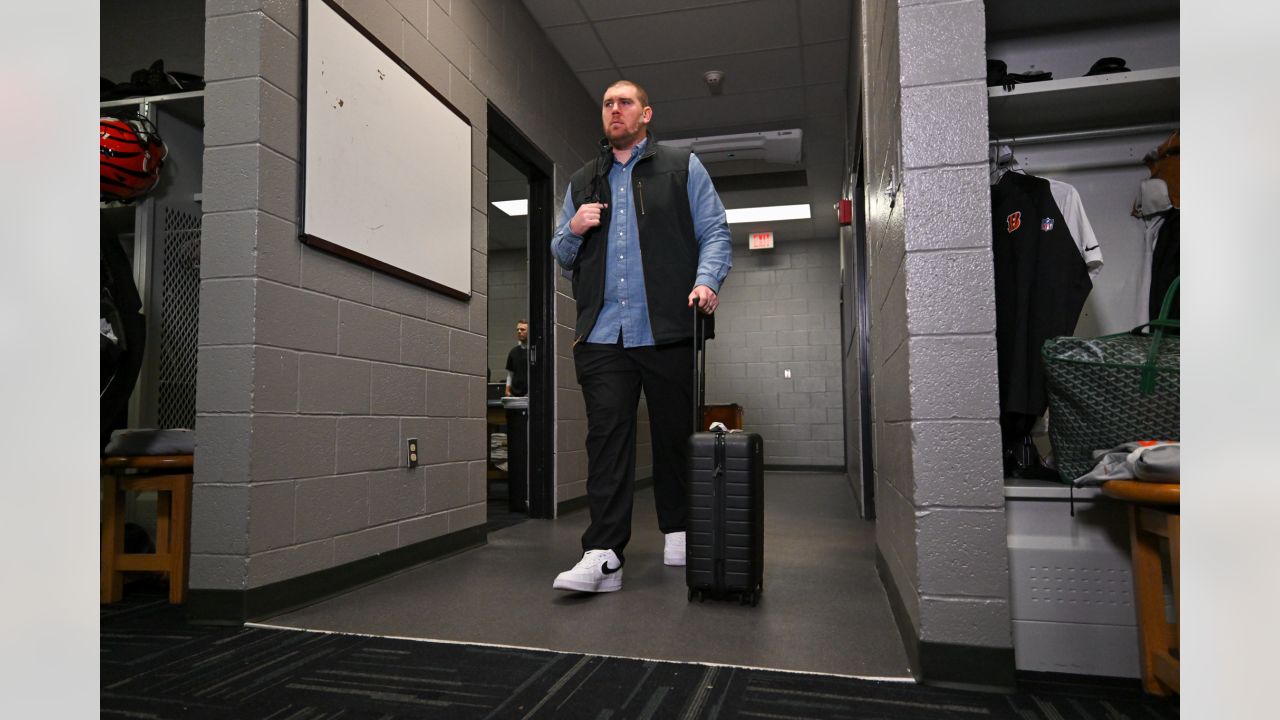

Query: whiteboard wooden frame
300,0,473,299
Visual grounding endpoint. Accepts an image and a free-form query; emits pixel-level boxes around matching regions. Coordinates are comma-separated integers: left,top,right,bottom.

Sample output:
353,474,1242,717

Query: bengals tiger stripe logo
1006,211,1021,233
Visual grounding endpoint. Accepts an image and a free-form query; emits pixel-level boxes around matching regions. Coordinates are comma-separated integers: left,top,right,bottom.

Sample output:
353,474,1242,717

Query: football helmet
100,115,168,203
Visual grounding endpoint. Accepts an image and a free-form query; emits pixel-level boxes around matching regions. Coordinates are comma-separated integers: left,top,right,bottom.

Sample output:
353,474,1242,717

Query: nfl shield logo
1041,217,1054,231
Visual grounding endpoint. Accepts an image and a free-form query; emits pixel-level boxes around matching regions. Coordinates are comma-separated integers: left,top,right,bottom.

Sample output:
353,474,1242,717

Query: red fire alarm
836,198,853,226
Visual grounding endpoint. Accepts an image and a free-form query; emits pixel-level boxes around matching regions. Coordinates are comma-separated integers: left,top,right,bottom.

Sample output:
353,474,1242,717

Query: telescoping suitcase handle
692,308,729,433
693,307,708,432
695,307,728,591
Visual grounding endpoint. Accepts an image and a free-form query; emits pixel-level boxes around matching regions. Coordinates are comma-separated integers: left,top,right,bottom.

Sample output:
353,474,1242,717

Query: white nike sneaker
664,531,686,566
552,549,623,592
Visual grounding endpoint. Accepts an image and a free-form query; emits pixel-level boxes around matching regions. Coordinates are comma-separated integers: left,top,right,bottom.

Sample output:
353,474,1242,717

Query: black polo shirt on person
506,343,528,397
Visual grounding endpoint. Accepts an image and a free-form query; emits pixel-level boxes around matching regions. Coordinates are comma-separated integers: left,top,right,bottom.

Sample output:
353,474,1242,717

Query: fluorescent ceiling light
725,204,810,224
491,199,528,216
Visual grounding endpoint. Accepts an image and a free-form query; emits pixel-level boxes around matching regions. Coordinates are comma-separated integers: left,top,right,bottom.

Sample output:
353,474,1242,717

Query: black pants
573,339,694,564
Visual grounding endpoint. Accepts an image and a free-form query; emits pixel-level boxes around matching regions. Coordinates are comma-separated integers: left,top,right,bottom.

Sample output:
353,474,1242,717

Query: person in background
504,320,529,397
549,79,732,593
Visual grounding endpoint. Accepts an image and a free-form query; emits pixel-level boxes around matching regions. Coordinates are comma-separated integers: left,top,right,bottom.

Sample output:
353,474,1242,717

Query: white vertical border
0,3,98,717
1183,3,1278,717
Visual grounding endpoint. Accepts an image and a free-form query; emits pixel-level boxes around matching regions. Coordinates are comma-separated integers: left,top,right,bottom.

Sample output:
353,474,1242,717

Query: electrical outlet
784,368,791,379
406,438,419,467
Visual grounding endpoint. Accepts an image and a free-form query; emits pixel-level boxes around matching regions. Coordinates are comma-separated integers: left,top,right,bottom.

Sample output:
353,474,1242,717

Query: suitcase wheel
687,588,695,602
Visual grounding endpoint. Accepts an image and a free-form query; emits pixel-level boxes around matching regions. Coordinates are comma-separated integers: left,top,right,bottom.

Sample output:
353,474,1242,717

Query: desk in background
487,399,506,482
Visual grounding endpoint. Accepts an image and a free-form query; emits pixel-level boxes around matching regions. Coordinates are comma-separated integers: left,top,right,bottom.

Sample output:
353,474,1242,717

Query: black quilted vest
567,135,702,345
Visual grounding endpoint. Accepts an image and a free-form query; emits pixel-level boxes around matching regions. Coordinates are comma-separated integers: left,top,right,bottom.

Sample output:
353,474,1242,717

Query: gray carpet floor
103,594,1179,719
259,471,913,680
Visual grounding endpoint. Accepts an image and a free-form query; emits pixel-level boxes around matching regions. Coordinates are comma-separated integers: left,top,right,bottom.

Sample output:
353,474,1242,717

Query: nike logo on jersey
1006,211,1021,233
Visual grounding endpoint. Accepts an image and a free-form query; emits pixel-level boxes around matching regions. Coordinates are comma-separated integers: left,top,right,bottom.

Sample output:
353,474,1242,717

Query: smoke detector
703,70,725,96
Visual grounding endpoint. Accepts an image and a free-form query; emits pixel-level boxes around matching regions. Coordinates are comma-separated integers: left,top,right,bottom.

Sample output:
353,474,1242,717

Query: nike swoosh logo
601,562,621,575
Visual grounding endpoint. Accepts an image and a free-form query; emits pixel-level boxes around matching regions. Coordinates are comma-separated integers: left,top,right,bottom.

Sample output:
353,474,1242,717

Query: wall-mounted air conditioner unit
660,129,802,164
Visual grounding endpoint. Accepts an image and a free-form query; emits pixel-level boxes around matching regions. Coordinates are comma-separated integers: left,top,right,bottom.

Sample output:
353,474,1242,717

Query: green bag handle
1140,276,1179,395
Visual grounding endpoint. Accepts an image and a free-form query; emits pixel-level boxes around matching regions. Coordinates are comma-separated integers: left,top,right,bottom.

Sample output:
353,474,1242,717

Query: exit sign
748,232,774,250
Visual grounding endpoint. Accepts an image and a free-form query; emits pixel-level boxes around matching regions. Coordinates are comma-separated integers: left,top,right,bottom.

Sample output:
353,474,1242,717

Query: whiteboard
302,0,472,298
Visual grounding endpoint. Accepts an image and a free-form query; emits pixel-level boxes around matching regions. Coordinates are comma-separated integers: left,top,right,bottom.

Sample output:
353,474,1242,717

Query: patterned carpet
102,594,1179,719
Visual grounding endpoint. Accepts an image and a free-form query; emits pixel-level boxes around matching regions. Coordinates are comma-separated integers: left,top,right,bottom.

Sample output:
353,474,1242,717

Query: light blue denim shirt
551,139,732,347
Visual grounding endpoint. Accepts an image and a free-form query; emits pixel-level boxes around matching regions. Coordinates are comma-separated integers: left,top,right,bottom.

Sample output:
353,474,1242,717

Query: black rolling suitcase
686,311,765,605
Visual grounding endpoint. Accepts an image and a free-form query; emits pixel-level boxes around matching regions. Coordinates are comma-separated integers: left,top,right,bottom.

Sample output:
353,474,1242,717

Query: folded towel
1073,441,1179,486
104,428,195,456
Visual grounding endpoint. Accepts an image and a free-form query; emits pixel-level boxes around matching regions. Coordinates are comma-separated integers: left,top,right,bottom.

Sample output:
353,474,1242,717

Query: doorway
485,106,555,529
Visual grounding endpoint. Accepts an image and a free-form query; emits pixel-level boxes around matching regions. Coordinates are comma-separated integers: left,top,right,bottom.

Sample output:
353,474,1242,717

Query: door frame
852,176,875,520
487,105,556,519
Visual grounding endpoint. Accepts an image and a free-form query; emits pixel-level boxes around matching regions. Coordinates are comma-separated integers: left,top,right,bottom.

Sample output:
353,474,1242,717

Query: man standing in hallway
550,79,732,593
504,319,529,397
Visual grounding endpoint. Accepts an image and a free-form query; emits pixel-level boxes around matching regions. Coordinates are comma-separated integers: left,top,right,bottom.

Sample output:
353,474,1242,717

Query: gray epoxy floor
258,471,913,679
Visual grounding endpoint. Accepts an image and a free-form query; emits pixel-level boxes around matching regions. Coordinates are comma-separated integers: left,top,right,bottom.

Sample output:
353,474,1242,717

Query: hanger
989,143,1021,185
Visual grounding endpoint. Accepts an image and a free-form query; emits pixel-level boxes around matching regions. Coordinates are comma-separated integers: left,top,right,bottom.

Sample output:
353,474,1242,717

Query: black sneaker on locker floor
1004,436,1062,481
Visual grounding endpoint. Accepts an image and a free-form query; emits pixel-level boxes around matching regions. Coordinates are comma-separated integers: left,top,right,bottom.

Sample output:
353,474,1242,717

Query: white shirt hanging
1046,178,1104,279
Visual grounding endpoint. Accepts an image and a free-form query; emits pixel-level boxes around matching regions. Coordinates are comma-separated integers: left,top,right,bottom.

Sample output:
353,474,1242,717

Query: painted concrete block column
897,0,1009,658
193,2,307,593
851,0,1012,684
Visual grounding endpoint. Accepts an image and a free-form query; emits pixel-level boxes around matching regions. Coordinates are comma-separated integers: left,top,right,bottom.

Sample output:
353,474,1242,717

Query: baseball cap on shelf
1084,57,1130,76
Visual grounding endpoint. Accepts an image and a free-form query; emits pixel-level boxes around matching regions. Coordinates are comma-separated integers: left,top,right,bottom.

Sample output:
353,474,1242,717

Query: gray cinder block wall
851,0,1011,684
193,0,599,600
552,272,587,501
486,249,527,383
706,238,844,468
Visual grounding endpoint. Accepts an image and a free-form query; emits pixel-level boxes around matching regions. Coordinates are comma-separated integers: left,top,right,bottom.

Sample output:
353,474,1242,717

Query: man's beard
607,123,645,148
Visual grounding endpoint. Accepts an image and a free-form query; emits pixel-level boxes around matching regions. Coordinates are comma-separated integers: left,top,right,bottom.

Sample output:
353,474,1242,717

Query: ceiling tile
575,68,623,101
543,24,614,71
594,0,800,67
804,81,847,119
520,0,587,27
799,0,852,44
620,47,805,102
578,0,760,21
653,86,807,136
802,40,849,83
